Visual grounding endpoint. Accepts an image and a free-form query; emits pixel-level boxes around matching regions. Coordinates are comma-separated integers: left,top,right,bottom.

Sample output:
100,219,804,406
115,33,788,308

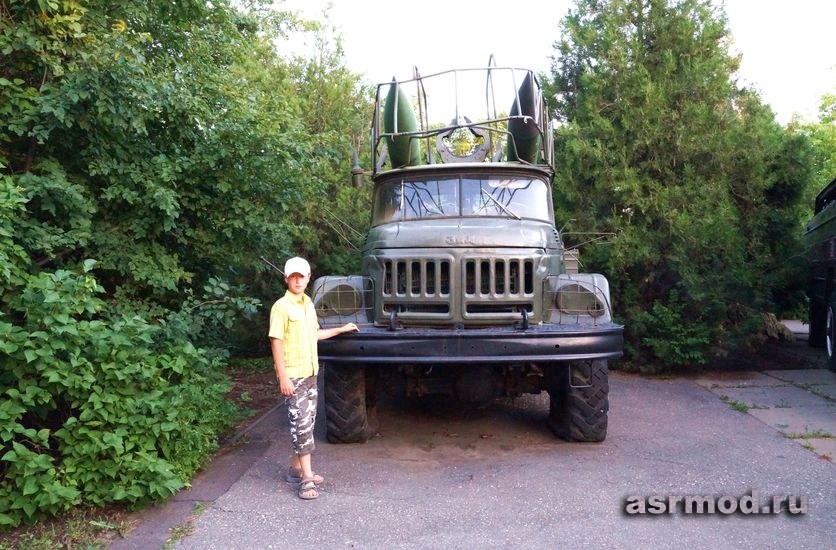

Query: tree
794,91,836,206
545,0,813,370
283,19,374,278
0,0,371,524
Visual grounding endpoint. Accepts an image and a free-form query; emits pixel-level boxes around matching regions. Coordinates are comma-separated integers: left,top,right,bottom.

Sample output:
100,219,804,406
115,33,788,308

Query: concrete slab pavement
804,437,836,457
710,384,830,408
810,384,836,400
746,406,836,437
696,362,835,459
695,320,835,457
765,369,836,385
693,371,787,388
782,319,810,341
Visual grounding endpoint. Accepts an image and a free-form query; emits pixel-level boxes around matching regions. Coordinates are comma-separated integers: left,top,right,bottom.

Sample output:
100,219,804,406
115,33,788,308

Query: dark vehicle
313,66,623,442
803,177,836,370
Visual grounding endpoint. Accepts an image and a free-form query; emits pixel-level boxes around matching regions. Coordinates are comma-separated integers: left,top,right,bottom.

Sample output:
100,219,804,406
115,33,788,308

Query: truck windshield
372,175,550,225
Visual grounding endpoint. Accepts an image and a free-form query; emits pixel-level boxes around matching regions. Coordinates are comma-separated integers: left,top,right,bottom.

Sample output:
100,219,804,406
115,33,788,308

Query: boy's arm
317,322,359,340
270,337,294,396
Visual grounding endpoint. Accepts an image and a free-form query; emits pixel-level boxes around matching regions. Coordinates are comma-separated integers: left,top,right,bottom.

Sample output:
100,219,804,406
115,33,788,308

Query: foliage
283,18,374,278
0,0,371,525
793,92,836,207
209,13,375,354
546,0,814,370
0,254,239,526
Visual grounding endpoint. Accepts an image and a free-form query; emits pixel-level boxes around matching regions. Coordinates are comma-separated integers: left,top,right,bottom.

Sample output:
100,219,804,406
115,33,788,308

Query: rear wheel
827,301,836,371
810,299,827,348
324,364,378,443
547,360,609,442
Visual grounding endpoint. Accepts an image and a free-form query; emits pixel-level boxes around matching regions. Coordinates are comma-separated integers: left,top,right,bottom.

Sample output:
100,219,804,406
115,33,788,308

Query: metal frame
371,66,554,175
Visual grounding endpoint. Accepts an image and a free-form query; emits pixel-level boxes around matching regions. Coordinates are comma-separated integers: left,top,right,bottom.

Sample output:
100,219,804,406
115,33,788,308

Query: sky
281,0,835,125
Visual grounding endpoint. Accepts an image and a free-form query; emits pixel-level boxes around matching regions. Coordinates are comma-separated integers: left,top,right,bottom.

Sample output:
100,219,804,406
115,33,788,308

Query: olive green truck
804,177,836,370
312,66,623,443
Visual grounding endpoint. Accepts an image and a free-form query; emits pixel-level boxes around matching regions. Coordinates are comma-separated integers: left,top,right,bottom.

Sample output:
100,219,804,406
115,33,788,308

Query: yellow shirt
268,291,320,378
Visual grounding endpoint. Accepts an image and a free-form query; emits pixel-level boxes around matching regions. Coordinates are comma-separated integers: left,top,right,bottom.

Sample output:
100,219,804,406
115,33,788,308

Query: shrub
0,261,238,527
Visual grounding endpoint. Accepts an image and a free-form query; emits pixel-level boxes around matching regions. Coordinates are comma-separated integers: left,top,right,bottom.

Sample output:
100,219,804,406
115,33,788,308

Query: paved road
149,367,835,549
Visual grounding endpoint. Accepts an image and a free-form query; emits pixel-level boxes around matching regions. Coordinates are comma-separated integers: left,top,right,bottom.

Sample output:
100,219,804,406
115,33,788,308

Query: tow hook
517,308,529,331
388,309,400,331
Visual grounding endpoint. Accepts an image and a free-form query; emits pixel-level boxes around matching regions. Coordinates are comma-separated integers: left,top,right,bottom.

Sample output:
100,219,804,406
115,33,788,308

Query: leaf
22,476,38,496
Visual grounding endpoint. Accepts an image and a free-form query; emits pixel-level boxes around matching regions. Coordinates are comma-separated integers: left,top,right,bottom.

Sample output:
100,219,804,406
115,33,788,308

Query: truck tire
547,359,609,442
324,364,378,443
827,301,836,371
810,299,827,348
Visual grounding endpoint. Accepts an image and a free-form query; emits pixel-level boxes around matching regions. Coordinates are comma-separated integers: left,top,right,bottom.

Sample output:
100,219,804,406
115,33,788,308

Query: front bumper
318,323,623,364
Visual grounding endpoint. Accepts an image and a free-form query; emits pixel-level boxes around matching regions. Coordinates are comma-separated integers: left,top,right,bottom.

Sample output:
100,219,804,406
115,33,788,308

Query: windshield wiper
481,188,520,220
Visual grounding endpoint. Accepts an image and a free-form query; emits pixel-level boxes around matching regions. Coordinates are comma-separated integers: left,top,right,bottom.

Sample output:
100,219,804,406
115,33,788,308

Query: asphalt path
167,370,834,549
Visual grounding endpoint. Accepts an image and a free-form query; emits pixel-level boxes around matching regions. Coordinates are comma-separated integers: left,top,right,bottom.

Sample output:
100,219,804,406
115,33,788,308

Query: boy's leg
286,376,318,476
299,452,313,479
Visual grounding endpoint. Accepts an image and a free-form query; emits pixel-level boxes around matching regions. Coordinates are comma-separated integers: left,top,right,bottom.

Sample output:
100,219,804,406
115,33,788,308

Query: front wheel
324,364,378,443
547,360,609,442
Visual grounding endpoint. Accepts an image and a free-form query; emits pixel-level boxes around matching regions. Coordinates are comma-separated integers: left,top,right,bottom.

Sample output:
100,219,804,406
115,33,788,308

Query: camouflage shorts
286,376,318,455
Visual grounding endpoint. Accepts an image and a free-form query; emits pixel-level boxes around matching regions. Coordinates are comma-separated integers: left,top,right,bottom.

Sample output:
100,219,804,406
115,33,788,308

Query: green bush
0,261,238,527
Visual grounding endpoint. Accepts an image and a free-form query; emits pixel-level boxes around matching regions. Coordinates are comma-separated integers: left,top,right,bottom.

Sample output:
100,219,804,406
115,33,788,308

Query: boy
268,256,358,500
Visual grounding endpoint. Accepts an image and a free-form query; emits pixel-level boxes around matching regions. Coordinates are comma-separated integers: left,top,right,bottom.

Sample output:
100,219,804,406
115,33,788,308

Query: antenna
260,256,284,275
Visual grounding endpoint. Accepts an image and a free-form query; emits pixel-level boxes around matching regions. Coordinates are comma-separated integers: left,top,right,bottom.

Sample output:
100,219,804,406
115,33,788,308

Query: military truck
312,66,623,443
803,177,836,370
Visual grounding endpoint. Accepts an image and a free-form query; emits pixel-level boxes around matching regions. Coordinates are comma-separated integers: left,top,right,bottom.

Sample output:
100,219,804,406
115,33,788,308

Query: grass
0,506,134,550
719,395,766,413
784,429,834,439
784,429,834,460
232,356,273,373
162,502,207,550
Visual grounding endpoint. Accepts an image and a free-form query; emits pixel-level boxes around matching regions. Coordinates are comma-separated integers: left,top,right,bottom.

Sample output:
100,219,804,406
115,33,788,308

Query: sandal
286,467,323,485
297,478,319,500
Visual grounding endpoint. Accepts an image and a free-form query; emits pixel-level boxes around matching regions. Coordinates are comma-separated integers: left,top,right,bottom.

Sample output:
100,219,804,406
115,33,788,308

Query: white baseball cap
283,256,311,277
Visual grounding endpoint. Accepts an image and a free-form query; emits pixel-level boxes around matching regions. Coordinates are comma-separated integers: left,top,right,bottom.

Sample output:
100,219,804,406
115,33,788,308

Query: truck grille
464,258,534,296
382,259,451,297
381,258,452,318
380,255,539,323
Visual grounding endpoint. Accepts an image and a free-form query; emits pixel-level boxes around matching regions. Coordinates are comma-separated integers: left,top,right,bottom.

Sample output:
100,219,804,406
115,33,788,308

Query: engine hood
365,218,559,250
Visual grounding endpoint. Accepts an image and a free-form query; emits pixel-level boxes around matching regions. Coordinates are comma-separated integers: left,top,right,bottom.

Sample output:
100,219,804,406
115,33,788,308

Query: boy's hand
278,374,294,396
341,322,359,334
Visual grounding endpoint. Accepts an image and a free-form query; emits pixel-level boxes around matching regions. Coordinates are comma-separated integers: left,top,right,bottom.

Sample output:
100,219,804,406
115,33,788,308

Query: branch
186,299,228,313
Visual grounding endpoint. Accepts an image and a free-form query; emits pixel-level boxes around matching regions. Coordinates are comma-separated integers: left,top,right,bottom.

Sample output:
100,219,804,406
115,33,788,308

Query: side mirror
351,148,364,187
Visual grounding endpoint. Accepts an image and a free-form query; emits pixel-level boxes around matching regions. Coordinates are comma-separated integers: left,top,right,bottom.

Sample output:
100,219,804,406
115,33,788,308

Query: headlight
556,283,606,317
314,283,362,317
